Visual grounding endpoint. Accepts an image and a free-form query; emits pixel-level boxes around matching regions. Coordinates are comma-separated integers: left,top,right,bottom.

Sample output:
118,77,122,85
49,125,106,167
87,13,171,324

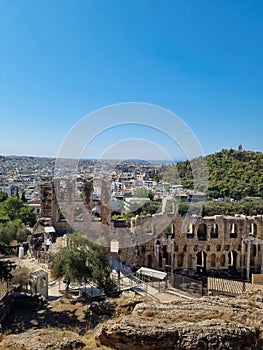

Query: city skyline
1,0,262,160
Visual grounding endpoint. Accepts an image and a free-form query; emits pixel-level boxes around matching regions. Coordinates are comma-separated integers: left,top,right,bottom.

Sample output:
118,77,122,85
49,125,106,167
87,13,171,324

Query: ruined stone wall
40,182,59,225
40,179,263,275
40,177,113,236
120,214,263,275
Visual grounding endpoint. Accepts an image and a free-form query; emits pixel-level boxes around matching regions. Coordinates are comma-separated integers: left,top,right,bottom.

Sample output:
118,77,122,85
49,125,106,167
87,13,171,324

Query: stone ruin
39,177,263,279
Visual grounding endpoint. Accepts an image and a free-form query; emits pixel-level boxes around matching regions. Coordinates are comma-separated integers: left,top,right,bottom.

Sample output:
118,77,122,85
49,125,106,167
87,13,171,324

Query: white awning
44,226,56,234
136,267,167,280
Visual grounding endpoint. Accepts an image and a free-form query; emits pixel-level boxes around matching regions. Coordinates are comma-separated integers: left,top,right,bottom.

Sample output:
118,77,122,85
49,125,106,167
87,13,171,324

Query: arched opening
220,254,226,268
196,251,207,271
197,224,207,241
250,223,257,236
166,224,174,238
210,223,218,238
147,255,152,268
177,253,184,268
186,223,194,238
59,180,68,201
230,223,238,238
210,253,216,268
228,251,237,270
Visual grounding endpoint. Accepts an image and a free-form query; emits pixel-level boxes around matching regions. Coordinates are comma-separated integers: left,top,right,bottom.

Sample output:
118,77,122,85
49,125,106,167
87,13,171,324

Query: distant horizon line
0,154,187,163
1,147,262,162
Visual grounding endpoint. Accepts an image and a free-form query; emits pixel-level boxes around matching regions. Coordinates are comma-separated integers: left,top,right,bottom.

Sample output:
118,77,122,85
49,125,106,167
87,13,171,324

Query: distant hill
163,148,263,199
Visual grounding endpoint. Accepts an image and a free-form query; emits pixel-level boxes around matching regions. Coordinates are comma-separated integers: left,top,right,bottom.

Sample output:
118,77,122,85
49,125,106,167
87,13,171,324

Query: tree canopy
0,191,8,203
133,187,154,200
0,219,28,245
49,233,114,295
178,198,263,217
0,196,36,227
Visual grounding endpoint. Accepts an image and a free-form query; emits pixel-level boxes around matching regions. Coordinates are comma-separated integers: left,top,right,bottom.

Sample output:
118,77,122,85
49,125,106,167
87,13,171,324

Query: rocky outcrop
0,329,86,350
97,318,257,350
96,292,263,350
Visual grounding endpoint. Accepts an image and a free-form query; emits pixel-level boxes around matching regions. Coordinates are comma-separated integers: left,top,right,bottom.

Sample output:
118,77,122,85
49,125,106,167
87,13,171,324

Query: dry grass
141,308,229,323
143,309,156,318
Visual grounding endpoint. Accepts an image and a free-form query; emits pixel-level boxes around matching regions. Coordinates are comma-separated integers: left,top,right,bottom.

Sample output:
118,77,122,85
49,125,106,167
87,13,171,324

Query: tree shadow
2,301,87,335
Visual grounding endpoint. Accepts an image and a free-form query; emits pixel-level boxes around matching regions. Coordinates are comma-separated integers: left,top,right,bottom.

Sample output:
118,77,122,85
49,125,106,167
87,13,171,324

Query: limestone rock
96,293,263,350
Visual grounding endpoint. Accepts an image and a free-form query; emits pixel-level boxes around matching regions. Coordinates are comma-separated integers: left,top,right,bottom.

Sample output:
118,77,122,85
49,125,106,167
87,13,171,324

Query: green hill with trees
163,147,263,200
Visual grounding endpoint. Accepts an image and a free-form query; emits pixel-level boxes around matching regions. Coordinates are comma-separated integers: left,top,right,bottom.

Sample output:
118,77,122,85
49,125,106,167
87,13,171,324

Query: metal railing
172,274,203,297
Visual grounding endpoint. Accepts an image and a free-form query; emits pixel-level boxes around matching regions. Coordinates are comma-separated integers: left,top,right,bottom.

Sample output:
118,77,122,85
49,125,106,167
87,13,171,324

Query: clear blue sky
1,0,262,160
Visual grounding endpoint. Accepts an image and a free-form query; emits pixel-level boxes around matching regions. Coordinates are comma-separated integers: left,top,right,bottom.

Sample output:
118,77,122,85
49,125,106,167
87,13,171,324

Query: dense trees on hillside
178,198,263,217
162,149,263,200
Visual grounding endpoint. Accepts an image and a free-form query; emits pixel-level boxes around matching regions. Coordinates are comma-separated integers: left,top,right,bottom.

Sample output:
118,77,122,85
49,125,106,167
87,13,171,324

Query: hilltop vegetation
178,198,263,217
162,148,263,200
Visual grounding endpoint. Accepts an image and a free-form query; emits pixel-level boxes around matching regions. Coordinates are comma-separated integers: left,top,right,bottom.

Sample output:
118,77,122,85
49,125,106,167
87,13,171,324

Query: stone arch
186,223,194,238
197,224,207,241
210,253,216,268
210,223,218,238
220,254,226,267
230,223,238,238
166,224,174,237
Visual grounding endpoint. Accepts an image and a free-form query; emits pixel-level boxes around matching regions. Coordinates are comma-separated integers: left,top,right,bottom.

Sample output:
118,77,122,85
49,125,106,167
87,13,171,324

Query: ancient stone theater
39,178,263,280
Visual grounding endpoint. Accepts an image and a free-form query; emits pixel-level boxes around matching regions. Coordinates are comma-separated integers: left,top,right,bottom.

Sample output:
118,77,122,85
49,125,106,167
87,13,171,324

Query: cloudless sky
1,0,262,160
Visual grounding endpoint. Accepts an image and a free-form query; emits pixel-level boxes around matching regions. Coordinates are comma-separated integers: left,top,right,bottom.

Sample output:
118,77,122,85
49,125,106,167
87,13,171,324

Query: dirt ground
0,254,111,349
0,255,183,349
0,294,113,349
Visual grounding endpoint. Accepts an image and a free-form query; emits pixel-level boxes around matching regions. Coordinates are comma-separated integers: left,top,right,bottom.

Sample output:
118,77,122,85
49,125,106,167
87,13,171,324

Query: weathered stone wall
40,178,263,275
120,213,263,275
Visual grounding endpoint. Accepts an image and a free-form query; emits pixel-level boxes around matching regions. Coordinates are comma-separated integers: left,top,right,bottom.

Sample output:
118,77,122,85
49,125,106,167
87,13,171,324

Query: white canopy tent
136,267,167,281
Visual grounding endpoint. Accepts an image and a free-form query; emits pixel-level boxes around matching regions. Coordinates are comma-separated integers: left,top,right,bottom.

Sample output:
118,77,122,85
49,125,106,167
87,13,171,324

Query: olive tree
50,233,115,295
